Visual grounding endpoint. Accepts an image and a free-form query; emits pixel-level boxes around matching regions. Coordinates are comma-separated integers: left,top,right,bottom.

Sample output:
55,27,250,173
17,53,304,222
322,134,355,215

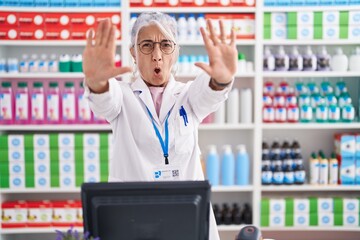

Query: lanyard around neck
145,107,172,165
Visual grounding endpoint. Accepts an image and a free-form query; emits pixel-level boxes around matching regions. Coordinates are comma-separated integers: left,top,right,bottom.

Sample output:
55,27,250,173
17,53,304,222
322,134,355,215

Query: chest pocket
174,109,195,154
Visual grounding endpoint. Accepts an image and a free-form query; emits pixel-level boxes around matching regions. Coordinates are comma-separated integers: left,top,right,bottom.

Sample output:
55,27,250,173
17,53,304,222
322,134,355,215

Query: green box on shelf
339,11,349,26
334,214,343,226
24,134,34,150
287,12,297,26
285,214,294,227
264,12,271,27
287,26,297,39
309,197,318,213
49,133,59,148
100,133,109,147
314,12,323,26
286,198,294,216
0,148,9,162
261,198,270,215
264,26,271,39
334,197,344,214
261,214,270,227
340,25,349,39
309,213,318,226
0,135,8,149
0,174,9,188
314,26,323,39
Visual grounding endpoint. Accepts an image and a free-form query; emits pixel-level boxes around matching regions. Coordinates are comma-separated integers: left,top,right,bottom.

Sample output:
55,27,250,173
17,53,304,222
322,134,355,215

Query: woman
83,12,238,240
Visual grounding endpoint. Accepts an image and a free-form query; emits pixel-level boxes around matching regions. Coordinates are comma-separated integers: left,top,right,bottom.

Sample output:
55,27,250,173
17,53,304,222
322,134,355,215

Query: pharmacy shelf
0,73,84,78
217,225,246,231
178,40,256,46
0,6,121,12
0,124,111,131
130,7,256,13
212,186,253,192
261,185,360,192
263,39,360,45
263,71,360,78
0,40,121,46
261,227,360,232
199,124,255,130
176,73,255,78
263,5,360,12
262,123,360,130
1,227,83,235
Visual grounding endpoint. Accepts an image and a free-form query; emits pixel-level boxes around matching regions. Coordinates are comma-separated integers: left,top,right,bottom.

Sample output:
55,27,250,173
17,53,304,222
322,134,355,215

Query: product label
62,93,75,121
0,93,13,120
2,208,27,224
78,94,91,121
15,93,28,120
53,208,76,223
28,208,52,223
262,171,273,184
31,93,44,121
47,94,59,121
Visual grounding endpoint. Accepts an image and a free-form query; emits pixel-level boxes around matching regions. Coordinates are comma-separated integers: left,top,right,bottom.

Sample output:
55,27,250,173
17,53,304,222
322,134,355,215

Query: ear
130,47,136,62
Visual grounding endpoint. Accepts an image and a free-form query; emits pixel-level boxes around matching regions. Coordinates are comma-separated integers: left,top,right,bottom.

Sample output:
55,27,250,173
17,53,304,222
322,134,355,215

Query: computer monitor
81,181,211,240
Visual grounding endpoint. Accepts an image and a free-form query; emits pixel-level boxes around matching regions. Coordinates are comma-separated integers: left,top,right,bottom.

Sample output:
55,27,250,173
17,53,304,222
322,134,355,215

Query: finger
195,62,212,76
95,20,104,47
86,28,94,48
106,25,116,50
207,19,220,46
101,18,111,48
230,26,236,46
200,27,212,51
113,66,133,77
219,20,226,44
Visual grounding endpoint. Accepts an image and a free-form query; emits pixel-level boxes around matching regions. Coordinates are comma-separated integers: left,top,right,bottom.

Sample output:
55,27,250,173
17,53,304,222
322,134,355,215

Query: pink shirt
149,86,165,117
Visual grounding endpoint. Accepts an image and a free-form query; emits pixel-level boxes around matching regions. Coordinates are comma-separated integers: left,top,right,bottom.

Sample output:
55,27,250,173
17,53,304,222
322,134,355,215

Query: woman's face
131,24,177,87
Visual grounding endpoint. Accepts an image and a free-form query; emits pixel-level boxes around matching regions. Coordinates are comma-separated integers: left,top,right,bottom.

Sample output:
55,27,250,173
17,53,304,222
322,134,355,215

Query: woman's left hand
195,19,238,85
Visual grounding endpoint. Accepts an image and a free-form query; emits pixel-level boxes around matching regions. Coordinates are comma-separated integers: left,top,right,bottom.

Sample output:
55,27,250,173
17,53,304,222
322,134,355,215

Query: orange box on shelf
52,200,77,227
27,200,52,227
94,13,121,28
70,26,88,40
0,26,18,40
18,26,45,40
44,13,71,27
232,14,255,39
0,12,18,27
45,26,71,40
1,201,28,228
69,13,98,27
18,12,44,27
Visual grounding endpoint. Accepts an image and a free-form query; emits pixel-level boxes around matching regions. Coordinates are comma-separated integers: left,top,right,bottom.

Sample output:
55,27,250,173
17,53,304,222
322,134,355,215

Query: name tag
153,166,180,181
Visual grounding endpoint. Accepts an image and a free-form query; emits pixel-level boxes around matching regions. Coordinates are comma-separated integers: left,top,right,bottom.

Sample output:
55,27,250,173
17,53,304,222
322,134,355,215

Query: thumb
113,66,133,77
195,62,212,76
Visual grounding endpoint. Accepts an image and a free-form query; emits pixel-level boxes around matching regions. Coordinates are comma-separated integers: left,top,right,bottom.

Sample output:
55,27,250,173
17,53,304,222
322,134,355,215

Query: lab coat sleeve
83,78,123,122
188,72,234,122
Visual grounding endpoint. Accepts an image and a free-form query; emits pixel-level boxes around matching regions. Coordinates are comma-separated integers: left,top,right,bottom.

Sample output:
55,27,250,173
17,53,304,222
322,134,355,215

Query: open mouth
154,68,161,74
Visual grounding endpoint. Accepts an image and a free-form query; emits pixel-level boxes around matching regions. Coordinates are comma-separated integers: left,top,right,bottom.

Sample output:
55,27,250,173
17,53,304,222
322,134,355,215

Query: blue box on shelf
4,0,19,5
277,0,291,5
20,0,34,6
319,0,333,5
333,0,348,5
349,0,360,4
93,0,107,6
305,0,319,5
291,0,305,5
108,0,121,6
49,0,64,6
79,0,92,6
64,0,79,6
35,0,49,6
264,0,277,5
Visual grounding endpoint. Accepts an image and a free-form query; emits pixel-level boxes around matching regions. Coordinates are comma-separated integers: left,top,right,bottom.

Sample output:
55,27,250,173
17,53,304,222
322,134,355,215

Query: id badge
153,165,180,181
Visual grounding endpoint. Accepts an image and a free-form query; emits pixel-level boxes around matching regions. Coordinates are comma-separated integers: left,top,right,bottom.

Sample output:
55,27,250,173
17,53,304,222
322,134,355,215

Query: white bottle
349,47,360,72
214,101,225,124
240,88,252,123
29,54,39,73
178,14,188,42
19,54,29,73
196,14,206,40
330,47,348,72
187,14,197,41
263,46,275,71
289,46,303,71
39,54,49,72
303,46,317,71
48,54,58,72
237,53,246,74
226,88,239,124
275,46,289,71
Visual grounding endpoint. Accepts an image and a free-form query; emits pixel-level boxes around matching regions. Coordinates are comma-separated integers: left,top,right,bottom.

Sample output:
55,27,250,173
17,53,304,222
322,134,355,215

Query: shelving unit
0,1,359,240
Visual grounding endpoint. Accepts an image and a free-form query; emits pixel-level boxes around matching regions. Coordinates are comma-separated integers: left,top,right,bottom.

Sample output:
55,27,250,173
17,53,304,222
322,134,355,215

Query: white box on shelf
318,212,334,226
34,134,50,148
294,213,309,226
60,174,75,188
58,133,75,148
270,199,286,214
271,13,287,26
83,133,100,147
298,25,314,40
269,213,285,227
9,148,25,162
343,198,359,213
84,148,100,162
35,174,50,188
318,198,333,213
8,135,24,149
349,11,360,25
9,162,25,175
297,12,314,26
343,213,359,226
9,174,25,189
322,11,340,25
34,148,50,162
323,25,339,40
84,162,100,181
294,198,310,213
271,26,287,40
59,148,75,161
348,25,360,39
60,161,75,175
34,162,50,175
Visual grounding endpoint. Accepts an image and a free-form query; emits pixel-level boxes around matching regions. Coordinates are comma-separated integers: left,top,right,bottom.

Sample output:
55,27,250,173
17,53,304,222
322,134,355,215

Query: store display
213,203,253,225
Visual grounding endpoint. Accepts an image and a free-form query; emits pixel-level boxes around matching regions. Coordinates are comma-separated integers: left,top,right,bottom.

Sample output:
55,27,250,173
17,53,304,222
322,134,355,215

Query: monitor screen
81,181,211,240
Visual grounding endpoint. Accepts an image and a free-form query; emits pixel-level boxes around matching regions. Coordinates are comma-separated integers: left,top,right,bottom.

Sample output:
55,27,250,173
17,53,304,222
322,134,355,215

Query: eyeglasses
137,40,176,55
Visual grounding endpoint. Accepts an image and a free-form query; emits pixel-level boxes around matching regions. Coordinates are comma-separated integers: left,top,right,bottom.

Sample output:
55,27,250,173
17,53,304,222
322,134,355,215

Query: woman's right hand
83,19,132,93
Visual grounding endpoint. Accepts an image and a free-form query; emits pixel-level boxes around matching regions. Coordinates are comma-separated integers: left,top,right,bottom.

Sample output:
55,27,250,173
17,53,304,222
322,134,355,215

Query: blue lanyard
146,107,171,165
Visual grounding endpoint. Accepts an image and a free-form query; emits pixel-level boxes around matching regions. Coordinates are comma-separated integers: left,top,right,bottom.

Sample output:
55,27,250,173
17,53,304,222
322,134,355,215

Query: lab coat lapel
131,77,161,126
159,75,179,124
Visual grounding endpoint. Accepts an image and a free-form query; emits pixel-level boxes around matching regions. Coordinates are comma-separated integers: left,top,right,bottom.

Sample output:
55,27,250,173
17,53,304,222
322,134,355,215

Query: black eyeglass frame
137,40,177,55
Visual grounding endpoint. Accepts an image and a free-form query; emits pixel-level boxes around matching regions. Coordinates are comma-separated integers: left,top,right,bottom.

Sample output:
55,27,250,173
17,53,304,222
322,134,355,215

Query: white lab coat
85,72,233,240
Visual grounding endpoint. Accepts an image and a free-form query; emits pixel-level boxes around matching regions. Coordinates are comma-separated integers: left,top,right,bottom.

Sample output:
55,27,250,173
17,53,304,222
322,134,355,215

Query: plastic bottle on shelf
299,104,313,122
221,145,235,186
263,46,275,71
271,140,281,158
318,151,329,185
0,58,6,73
263,104,275,123
235,144,249,186
15,82,30,124
315,99,328,123
59,54,71,73
187,14,197,41
330,47,348,72
177,14,188,41
196,14,206,40
289,46,303,71
328,152,338,185
48,54,59,72
320,80,334,96
341,104,355,122
31,82,45,124
7,58,19,73
29,54,39,73
214,101,225,124
335,80,347,97
328,104,340,122
226,88,239,124
275,46,289,71
291,140,301,157
263,80,275,95
237,53,246,74
242,203,252,224
115,54,121,67
206,145,220,186
294,158,306,185
349,47,360,72
0,82,14,124
261,154,273,185
71,54,83,72
62,82,76,123
240,88,252,123
46,82,60,124
262,141,270,155
283,164,294,185
272,164,284,185
338,92,352,108
310,152,320,184
77,82,92,123
302,46,317,71
281,140,291,158
19,54,29,73
317,46,331,71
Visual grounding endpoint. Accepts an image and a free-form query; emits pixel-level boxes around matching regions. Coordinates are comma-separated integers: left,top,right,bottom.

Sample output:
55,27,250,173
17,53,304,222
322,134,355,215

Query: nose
152,44,162,62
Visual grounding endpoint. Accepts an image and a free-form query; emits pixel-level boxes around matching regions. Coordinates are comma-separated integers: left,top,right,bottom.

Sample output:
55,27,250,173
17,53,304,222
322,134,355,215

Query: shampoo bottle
221,145,235,186
206,145,220,186
330,48,348,72
235,144,249,185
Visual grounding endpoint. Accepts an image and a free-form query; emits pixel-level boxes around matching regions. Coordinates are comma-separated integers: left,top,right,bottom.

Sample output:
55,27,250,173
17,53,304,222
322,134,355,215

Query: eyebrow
139,39,171,43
